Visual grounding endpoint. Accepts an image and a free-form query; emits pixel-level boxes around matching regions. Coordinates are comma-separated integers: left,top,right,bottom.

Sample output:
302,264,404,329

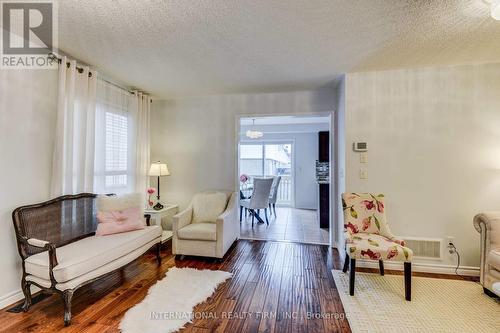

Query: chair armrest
473,212,500,252
215,193,239,257
473,212,500,285
473,212,498,234
25,237,59,285
172,207,193,232
27,238,49,248
216,192,237,225
216,206,235,225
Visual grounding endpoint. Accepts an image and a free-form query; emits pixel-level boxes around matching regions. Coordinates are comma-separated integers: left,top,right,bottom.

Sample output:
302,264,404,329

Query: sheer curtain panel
131,91,151,195
51,57,97,196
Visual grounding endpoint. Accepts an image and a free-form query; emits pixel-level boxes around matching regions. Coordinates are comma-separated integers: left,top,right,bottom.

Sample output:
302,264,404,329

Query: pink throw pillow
96,206,144,236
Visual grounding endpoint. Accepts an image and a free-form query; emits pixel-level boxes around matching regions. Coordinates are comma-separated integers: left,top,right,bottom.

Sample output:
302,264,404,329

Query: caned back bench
12,193,162,325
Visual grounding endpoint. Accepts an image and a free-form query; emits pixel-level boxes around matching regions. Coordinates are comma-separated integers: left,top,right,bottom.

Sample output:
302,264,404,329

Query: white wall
345,63,500,269
239,122,330,210
150,89,336,210
0,69,58,307
333,76,346,248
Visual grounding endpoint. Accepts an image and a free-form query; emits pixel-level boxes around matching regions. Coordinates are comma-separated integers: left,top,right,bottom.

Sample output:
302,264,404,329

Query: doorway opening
237,115,332,245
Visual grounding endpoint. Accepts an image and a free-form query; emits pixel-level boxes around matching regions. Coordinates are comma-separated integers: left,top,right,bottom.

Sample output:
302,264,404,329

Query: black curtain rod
48,52,92,77
47,52,152,101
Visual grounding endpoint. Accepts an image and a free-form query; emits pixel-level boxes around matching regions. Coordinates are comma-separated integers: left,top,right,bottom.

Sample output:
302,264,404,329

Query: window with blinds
94,79,133,194
104,111,128,189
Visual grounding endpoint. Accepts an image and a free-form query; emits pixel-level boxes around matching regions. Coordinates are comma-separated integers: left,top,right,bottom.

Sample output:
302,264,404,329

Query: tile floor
239,207,330,244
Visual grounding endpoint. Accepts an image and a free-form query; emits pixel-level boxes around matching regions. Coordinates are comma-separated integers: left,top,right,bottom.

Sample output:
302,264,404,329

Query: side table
145,204,179,243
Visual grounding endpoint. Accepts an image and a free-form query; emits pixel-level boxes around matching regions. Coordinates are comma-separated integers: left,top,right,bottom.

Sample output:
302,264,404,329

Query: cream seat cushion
177,223,217,241
192,192,228,223
25,226,162,282
487,249,500,270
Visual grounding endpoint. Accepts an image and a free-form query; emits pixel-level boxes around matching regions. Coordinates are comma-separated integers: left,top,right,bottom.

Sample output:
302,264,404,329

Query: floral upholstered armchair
342,193,413,301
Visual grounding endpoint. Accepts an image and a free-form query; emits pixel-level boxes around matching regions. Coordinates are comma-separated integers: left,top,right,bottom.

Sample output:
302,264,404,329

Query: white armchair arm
172,207,193,255
173,207,193,234
215,192,239,257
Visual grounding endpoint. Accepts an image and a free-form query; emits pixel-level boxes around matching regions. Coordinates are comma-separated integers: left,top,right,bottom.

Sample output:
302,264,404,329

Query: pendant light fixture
246,118,264,139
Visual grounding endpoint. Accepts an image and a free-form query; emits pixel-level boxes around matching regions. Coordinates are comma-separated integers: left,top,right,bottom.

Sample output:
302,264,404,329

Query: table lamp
149,161,170,210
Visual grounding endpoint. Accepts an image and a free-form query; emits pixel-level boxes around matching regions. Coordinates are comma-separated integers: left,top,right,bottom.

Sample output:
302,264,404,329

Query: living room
0,1,499,332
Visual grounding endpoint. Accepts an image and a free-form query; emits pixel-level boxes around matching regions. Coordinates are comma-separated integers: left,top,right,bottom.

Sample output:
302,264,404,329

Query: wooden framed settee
12,193,162,326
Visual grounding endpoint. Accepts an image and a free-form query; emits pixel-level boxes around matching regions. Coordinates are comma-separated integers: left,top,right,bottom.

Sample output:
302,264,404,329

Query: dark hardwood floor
0,240,476,333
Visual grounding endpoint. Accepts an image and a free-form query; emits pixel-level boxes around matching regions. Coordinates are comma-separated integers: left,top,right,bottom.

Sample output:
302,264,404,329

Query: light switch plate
359,169,368,179
360,152,368,163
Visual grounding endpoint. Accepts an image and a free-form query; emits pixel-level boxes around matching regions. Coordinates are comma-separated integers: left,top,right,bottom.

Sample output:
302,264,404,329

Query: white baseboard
238,236,329,246
356,259,480,277
0,286,41,310
0,289,24,310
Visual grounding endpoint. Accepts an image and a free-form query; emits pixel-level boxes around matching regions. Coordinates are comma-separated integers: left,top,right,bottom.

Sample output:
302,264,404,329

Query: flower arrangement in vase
146,188,156,208
240,174,249,190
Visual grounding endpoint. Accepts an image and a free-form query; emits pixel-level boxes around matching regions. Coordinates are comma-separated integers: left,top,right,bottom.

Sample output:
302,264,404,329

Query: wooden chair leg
21,278,32,312
240,206,243,222
269,203,272,215
404,262,412,301
349,258,356,296
156,242,162,266
265,208,269,225
379,260,385,276
62,290,74,326
342,252,349,273
273,203,277,216
251,210,255,227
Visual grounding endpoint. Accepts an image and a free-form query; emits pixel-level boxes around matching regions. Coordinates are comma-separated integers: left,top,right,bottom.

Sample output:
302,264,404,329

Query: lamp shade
149,162,170,176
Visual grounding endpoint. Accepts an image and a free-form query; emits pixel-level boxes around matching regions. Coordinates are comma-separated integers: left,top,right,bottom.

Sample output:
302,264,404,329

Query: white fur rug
332,270,500,333
120,267,232,333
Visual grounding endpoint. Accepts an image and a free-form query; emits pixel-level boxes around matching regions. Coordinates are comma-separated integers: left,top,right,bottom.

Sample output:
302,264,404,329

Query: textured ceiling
57,0,500,98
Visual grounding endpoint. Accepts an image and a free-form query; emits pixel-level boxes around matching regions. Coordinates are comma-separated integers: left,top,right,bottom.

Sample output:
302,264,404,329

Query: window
94,80,134,193
239,142,293,205
239,144,263,176
104,112,128,188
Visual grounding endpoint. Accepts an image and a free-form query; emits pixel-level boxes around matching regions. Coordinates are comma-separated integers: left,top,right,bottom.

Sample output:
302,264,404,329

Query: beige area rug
332,270,500,333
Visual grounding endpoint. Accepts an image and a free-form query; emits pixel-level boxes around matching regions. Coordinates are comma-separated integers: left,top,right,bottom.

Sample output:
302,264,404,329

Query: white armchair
473,212,500,296
172,191,239,259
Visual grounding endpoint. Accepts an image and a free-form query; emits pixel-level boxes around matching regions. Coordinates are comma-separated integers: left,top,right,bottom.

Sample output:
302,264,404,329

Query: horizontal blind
104,111,128,188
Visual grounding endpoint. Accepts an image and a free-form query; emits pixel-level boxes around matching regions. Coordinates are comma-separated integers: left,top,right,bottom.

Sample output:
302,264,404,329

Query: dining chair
342,193,413,301
240,177,274,226
268,176,281,217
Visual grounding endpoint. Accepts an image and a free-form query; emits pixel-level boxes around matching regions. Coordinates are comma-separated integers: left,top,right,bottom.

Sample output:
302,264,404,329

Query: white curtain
51,57,97,196
131,91,151,194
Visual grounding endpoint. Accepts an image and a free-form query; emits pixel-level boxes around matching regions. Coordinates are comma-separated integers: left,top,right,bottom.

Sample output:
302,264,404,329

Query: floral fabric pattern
345,232,413,261
343,193,390,236
342,193,412,262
